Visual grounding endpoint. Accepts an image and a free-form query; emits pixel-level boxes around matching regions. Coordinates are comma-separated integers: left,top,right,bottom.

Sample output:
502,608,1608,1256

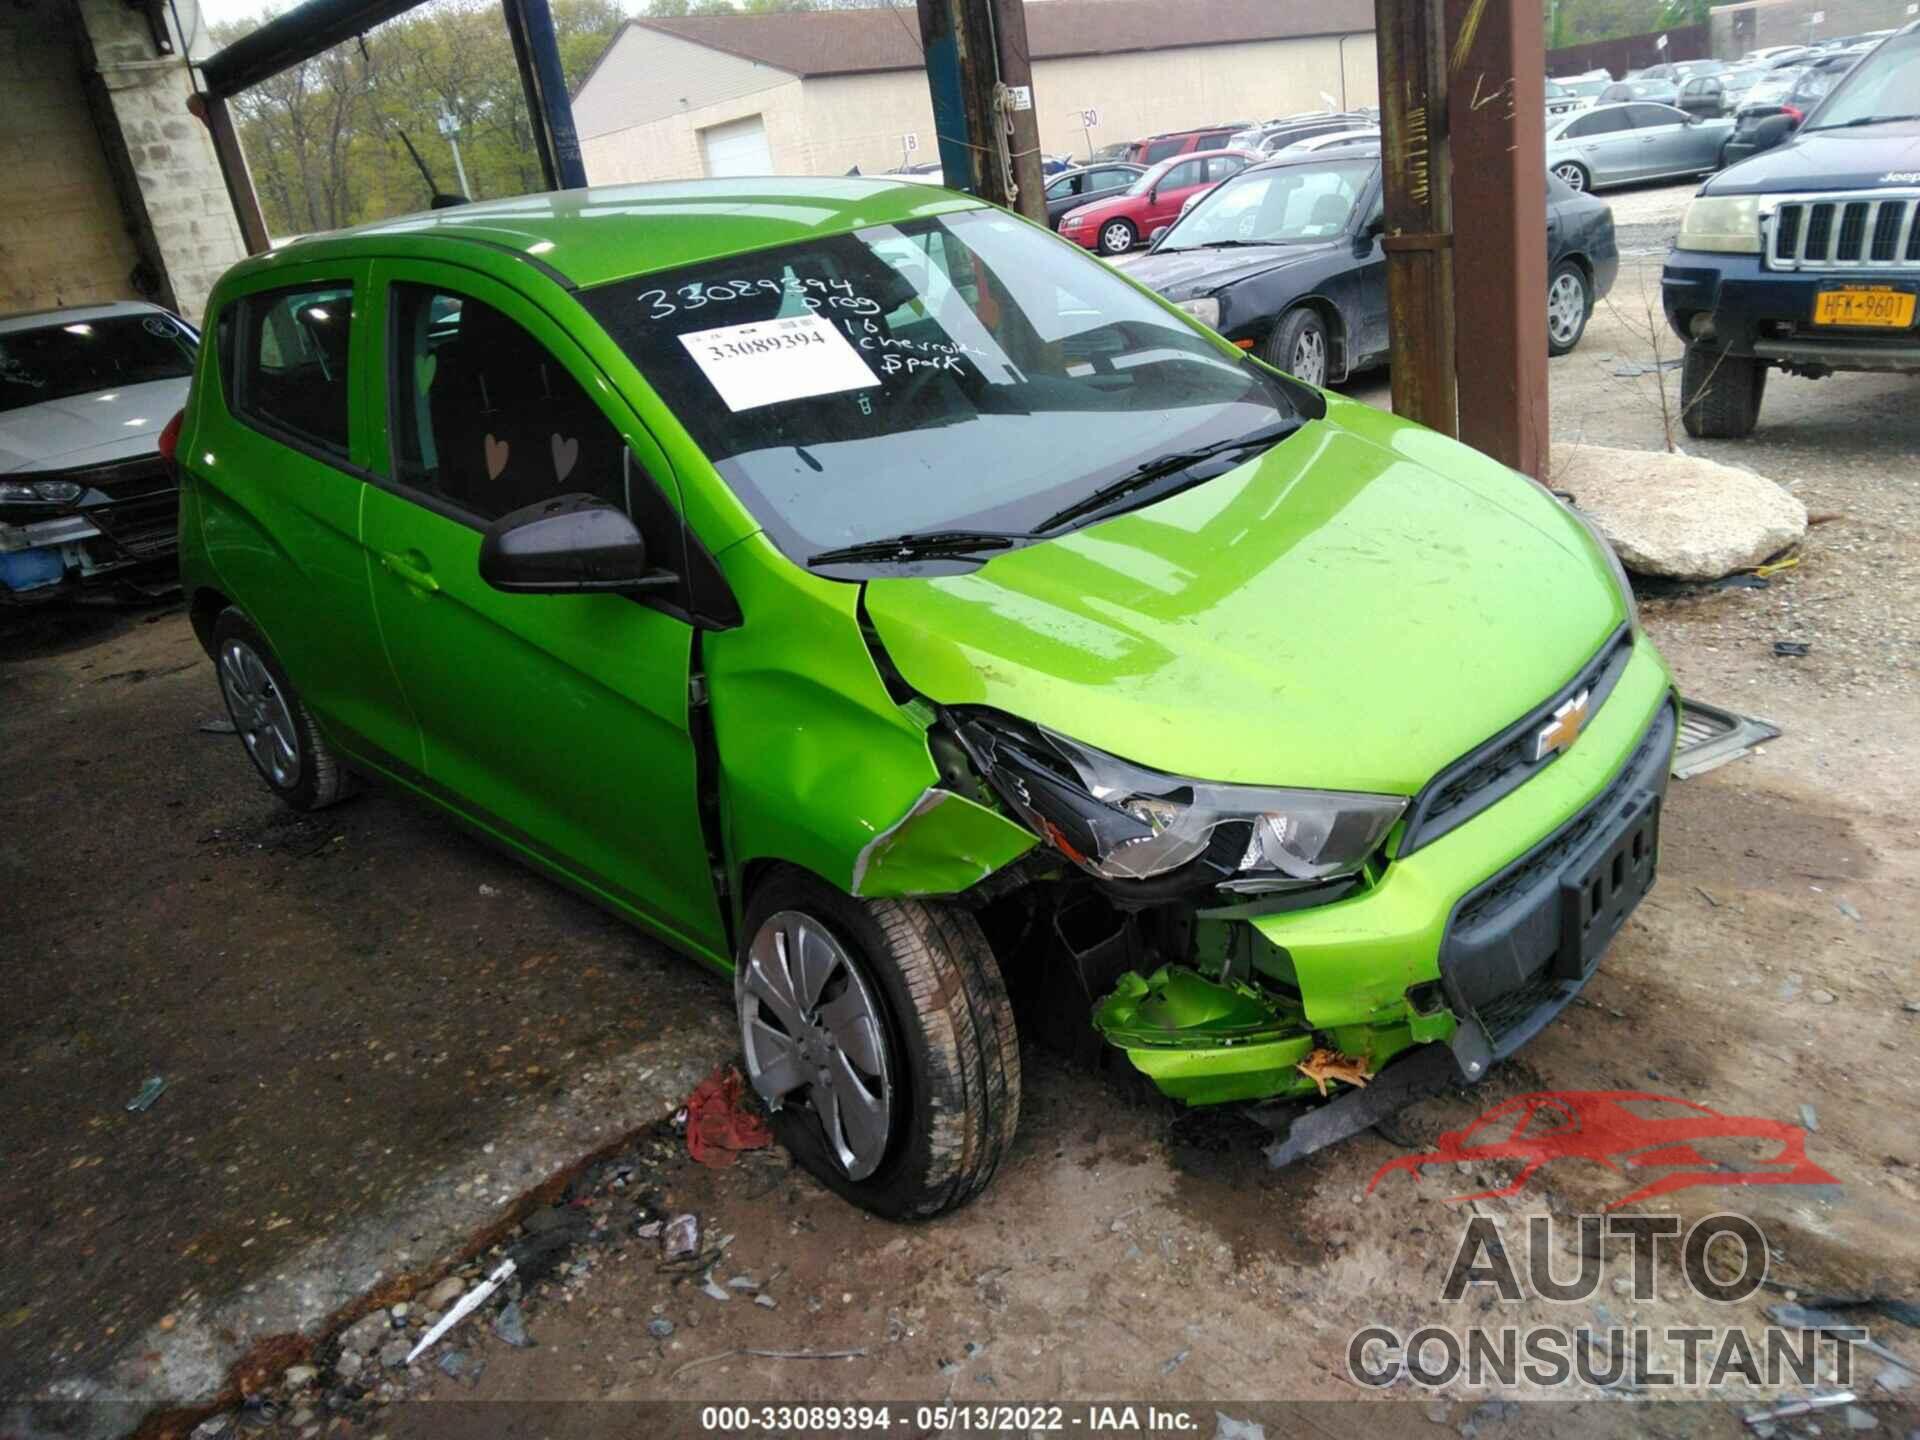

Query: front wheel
736,870,1020,1219
1551,161,1590,192
1095,218,1138,256
1547,260,1591,356
1679,344,1767,439
1266,307,1331,387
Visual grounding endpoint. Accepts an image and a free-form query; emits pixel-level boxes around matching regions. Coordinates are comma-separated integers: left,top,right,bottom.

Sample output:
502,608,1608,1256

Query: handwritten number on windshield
636,277,880,322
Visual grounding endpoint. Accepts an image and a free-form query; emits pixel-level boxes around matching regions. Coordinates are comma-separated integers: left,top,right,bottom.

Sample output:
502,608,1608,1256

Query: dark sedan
1043,162,1146,229
1123,151,1618,385
1719,47,1870,165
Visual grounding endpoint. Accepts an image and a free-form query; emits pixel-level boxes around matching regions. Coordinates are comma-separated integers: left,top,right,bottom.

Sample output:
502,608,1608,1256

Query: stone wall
1711,0,1916,55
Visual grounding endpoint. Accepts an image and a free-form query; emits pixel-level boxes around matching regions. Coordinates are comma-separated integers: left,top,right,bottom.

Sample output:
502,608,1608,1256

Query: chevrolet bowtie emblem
1533,688,1590,762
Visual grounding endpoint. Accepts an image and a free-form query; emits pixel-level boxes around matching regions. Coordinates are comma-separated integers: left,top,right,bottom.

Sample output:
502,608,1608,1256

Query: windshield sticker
677,313,879,412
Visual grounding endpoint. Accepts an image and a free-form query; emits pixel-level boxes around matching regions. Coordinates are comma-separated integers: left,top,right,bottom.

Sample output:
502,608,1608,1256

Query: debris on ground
663,1213,700,1261
491,1299,533,1348
1743,1392,1856,1430
1775,641,1812,657
195,718,237,734
647,1317,675,1339
124,1076,166,1112
1294,1048,1372,1097
405,1257,515,1364
685,1064,774,1168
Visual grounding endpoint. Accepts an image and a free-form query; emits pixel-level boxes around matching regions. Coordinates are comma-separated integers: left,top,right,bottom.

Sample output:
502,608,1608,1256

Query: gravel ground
5,177,1919,1440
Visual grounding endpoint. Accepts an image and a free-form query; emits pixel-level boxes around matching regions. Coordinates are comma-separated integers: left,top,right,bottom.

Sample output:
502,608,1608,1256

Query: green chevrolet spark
172,178,1674,1217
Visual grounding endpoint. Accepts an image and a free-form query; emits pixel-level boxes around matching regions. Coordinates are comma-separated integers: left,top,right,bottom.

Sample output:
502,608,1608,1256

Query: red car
1057,149,1258,257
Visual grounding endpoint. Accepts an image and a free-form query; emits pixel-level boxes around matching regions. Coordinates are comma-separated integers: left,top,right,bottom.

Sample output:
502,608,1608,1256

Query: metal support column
189,91,271,255
1446,0,1550,477
916,0,1046,225
499,0,587,190
1374,0,1458,437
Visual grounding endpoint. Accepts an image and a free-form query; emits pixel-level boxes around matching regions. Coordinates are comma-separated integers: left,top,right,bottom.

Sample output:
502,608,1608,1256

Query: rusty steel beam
1374,0,1457,437
190,91,271,255
1447,0,1550,477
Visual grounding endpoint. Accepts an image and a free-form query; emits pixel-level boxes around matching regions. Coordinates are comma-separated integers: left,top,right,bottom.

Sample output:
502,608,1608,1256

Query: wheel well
188,586,231,658
1274,298,1348,381
1556,251,1594,289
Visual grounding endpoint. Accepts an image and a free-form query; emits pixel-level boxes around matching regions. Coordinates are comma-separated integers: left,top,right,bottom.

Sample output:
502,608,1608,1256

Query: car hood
0,378,188,474
1710,119,1920,192
863,395,1626,796
1122,241,1343,300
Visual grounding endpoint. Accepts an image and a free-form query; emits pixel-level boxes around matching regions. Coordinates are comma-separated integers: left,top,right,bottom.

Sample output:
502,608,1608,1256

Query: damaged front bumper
0,456,180,602
1088,637,1676,1108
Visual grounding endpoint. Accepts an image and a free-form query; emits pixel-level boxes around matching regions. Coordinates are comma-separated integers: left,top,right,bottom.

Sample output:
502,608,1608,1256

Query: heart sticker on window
550,433,579,483
484,434,509,479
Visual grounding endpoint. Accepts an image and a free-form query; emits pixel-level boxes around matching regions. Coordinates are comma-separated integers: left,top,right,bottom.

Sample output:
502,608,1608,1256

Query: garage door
700,116,772,177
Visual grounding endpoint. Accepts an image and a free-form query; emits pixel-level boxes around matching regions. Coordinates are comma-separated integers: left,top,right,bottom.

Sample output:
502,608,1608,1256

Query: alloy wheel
1292,326,1328,386
1101,222,1135,254
737,910,893,1181
1548,271,1588,348
1552,162,1587,192
218,638,302,789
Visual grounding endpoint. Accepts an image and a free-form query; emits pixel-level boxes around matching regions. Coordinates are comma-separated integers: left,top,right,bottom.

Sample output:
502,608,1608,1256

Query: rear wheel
736,869,1020,1219
1266,307,1331,387
1551,161,1591,192
1679,344,1767,439
1547,260,1591,356
1096,218,1138,256
211,608,356,811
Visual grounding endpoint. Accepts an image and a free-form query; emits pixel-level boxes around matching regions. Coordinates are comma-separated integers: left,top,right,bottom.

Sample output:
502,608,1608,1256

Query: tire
1547,260,1591,356
1679,344,1767,439
736,869,1020,1219
1551,161,1591,192
1265,306,1331,386
211,608,356,811
1095,218,1138,256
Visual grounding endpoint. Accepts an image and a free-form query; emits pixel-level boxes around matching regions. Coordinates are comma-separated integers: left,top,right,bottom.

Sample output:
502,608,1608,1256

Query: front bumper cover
1662,247,1920,369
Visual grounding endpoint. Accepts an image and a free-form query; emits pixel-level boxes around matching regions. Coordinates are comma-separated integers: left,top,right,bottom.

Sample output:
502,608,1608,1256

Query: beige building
1,0,245,322
574,0,1378,186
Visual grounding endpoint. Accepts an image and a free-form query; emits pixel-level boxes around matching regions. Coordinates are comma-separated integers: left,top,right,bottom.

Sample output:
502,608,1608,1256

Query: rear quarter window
230,282,355,458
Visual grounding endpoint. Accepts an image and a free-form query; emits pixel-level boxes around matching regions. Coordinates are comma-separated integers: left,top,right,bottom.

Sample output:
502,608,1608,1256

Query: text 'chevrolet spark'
176,177,1675,1218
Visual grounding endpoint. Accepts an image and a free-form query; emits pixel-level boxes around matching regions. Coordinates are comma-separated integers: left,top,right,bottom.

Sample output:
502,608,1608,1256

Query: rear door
358,259,725,959
193,261,419,770
1561,108,1640,182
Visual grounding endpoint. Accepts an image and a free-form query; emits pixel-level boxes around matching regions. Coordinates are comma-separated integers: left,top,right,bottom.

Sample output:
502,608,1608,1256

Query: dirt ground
4,179,1918,1439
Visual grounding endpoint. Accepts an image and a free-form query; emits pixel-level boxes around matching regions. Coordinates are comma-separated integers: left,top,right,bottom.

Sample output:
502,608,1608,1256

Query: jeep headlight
954,712,1405,890
1678,195,1762,254
1175,296,1222,328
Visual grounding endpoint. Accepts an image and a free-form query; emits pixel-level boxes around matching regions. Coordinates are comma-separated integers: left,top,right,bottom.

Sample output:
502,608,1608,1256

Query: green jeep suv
172,178,1675,1217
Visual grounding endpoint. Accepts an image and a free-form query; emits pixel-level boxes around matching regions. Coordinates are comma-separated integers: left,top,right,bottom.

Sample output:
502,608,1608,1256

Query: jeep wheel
1680,344,1767,439
736,870,1019,1219
211,609,356,811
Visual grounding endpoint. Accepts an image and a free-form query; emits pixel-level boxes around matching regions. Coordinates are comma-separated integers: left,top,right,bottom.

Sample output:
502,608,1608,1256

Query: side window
1162,159,1204,189
1206,155,1247,181
1144,138,1185,162
232,281,354,456
391,284,631,524
1628,103,1685,127
1097,168,1135,188
1566,110,1630,138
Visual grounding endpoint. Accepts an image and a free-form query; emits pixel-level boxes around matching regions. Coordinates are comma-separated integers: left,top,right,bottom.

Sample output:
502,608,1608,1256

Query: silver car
1544,102,1734,192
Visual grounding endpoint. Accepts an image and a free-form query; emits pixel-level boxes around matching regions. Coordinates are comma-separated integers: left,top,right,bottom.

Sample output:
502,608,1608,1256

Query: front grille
1399,625,1634,856
1477,975,1563,1047
85,491,177,558
1766,191,1920,270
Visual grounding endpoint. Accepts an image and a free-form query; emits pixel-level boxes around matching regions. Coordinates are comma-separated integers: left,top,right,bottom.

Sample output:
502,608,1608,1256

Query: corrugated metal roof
617,0,1373,81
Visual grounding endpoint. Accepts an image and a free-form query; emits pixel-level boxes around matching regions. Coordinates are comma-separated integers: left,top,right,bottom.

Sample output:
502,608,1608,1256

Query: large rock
1551,442,1807,581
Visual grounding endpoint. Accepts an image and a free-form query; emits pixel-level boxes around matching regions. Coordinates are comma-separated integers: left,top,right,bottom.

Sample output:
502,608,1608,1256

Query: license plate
1555,792,1660,979
1812,287,1915,328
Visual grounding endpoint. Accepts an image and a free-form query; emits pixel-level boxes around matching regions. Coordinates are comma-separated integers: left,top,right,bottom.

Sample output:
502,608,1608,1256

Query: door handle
379,551,440,594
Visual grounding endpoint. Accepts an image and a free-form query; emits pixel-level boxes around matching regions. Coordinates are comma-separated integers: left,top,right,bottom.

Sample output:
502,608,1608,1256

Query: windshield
1744,69,1801,103
0,313,196,415
1564,79,1609,95
577,209,1306,566
1805,30,1918,126
1159,160,1376,251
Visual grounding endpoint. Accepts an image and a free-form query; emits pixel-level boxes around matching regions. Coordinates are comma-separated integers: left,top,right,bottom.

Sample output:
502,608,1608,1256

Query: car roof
224,178,987,293
0,299,173,334
1247,145,1381,175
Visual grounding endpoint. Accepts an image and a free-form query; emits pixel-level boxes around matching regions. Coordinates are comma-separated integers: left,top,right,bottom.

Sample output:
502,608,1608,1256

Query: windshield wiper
1036,420,1300,534
807,528,1026,568
1804,113,1920,130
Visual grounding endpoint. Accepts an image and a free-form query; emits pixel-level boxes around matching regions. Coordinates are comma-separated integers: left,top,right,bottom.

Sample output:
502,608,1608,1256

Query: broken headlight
953,711,1405,890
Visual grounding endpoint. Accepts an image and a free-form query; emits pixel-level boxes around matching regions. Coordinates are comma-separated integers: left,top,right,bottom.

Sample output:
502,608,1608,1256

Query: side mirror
479,493,662,595
1751,113,1795,149
1149,225,1170,243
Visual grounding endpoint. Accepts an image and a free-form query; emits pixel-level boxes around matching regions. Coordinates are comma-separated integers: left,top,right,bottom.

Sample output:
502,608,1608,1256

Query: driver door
358,260,726,961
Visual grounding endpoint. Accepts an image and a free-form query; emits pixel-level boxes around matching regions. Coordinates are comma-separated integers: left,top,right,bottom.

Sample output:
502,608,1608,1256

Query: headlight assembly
1678,195,1762,254
0,480,84,504
1175,296,1222,328
953,711,1405,892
